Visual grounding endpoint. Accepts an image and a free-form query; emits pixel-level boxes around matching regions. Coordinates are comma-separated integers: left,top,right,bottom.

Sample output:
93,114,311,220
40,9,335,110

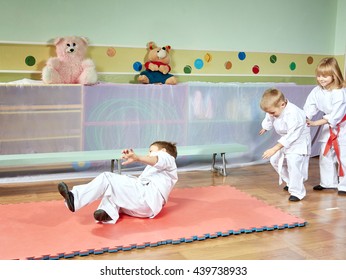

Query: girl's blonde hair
260,88,286,111
316,57,345,89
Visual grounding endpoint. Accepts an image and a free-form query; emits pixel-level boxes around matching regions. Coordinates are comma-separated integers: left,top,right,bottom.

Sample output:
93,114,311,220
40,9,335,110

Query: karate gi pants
270,152,309,200
70,172,155,224
319,142,346,192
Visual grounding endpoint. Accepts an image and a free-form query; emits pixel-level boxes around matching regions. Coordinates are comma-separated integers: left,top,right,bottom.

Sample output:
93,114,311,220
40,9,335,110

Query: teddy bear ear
54,37,64,45
165,45,171,52
147,41,157,50
80,37,89,45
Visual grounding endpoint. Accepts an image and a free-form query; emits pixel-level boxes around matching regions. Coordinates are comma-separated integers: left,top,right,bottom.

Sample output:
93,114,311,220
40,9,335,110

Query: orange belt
323,115,346,176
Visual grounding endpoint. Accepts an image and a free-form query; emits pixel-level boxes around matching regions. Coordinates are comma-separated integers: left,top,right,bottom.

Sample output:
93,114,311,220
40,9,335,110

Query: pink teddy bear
42,36,98,85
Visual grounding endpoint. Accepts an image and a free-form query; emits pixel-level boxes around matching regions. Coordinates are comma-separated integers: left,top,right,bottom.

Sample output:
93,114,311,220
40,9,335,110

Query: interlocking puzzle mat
0,185,306,260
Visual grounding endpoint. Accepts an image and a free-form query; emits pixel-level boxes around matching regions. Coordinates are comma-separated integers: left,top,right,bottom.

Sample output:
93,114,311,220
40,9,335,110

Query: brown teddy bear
42,36,98,85
137,41,177,85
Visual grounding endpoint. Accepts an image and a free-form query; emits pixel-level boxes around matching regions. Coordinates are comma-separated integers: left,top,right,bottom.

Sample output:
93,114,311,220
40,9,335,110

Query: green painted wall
0,0,345,84
0,0,343,54
335,0,346,53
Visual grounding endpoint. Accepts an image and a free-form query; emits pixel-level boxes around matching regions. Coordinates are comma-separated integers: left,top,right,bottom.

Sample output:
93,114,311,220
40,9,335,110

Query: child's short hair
150,141,178,158
260,88,286,111
316,57,345,89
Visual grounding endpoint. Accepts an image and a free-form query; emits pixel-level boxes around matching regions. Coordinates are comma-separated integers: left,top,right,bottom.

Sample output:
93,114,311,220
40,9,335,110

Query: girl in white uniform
259,88,311,201
58,141,178,224
303,57,346,196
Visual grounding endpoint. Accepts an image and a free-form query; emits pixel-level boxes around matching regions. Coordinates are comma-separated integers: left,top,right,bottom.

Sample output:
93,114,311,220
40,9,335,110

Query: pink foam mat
0,185,306,260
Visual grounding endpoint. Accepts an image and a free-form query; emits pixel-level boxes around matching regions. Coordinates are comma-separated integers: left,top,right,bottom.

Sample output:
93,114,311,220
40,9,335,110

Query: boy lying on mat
58,141,178,224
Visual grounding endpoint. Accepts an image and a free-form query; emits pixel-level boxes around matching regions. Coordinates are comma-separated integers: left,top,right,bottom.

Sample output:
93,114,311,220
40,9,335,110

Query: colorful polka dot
238,52,246,60
270,55,277,63
107,47,116,57
289,62,296,71
204,53,212,62
25,56,36,66
252,65,260,74
184,65,192,74
194,59,204,69
133,61,142,71
225,61,232,70
307,56,314,64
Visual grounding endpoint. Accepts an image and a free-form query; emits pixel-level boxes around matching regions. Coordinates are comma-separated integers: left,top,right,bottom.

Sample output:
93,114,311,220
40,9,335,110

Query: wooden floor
1,156,346,260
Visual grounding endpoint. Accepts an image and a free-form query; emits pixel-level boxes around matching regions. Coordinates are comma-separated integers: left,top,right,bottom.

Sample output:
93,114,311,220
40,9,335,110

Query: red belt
323,115,346,176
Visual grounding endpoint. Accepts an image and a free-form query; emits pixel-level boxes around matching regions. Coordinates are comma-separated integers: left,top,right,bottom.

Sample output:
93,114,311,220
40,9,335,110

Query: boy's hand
262,143,283,159
121,149,139,165
307,119,323,127
262,148,277,159
259,128,267,135
306,119,312,126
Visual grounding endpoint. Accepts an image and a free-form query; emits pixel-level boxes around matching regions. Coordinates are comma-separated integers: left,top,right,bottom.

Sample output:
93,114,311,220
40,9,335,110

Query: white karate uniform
304,86,346,191
262,100,311,199
70,150,178,224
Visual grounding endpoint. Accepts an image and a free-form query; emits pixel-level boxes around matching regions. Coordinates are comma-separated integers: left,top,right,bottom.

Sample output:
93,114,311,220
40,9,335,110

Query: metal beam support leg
211,153,217,172
220,152,227,176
